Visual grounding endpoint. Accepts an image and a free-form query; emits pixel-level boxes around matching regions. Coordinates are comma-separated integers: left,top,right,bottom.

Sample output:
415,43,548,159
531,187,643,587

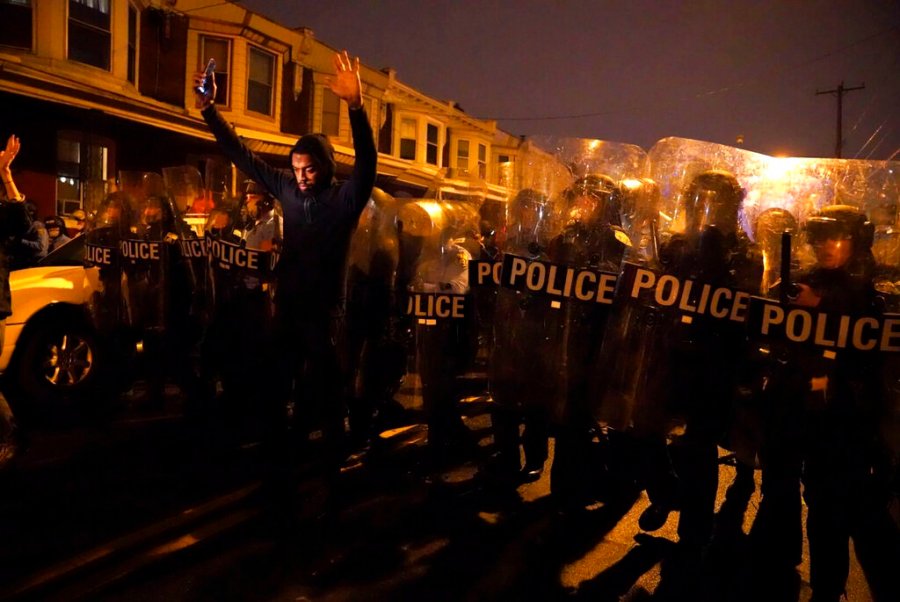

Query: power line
816,82,865,158
481,24,899,123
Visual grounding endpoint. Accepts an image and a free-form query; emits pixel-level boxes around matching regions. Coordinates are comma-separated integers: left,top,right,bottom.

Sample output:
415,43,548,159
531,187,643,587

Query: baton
780,230,791,304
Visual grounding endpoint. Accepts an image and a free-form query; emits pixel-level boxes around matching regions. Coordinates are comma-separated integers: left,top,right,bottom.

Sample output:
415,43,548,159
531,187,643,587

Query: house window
322,89,341,136
426,123,439,166
68,0,111,70
399,118,417,161
0,0,32,50
478,144,487,180
200,36,230,107
247,46,275,116
457,140,470,175
126,3,137,84
478,143,487,179
56,134,108,216
497,154,515,186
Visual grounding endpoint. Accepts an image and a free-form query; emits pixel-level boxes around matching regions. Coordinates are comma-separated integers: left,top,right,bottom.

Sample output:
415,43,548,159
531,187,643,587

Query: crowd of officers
24,135,898,601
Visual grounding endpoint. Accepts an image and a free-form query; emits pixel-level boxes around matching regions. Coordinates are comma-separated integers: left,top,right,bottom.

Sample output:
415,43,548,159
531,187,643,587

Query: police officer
743,207,804,581
548,174,630,509
345,190,404,447
205,182,281,435
591,177,681,531
122,190,196,408
793,205,898,602
403,200,479,471
659,169,762,562
487,188,560,484
83,190,131,384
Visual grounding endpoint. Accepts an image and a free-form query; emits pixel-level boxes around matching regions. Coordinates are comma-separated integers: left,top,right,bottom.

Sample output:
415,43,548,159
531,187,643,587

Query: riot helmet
141,196,164,225
508,188,552,254
245,195,275,221
563,174,617,229
681,169,744,238
869,197,899,267
237,180,265,218
97,191,131,230
755,207,798,255
139,195,178,234
804,204,873,270
870,197,898,229
755,207,798,295
614,178,660,264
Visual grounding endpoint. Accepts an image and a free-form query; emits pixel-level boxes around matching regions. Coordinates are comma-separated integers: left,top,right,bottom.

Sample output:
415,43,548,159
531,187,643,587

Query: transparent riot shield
118,171,170,334
204,182,282,410
607,138,767,543
490,138,643,496
199,197,240,405
590,177,669,432
162,165,215,408
614,139,768,424
486,185,566,475
345,188,405,436
84,185,131,335
163,165,212,327
399,198,480,460
500,138,644,426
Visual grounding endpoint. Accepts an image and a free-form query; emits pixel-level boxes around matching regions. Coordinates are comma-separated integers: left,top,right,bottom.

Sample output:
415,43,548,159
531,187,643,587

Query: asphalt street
0,379,885,601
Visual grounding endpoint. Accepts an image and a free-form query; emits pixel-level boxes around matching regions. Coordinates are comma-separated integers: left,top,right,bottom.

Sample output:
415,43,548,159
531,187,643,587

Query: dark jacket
0,199,33,318
202,104,377,313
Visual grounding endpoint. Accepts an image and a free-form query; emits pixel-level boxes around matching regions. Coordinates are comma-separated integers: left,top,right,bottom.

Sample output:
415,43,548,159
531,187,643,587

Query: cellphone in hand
196,58,216,96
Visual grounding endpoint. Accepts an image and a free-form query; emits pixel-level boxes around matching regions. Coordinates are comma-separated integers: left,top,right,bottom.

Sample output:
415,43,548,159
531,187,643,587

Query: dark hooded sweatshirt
201,104,377,313
0,198,32,319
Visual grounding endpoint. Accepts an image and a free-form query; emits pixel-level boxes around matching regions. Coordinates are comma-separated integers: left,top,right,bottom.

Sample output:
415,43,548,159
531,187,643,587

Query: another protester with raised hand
0,134,34,469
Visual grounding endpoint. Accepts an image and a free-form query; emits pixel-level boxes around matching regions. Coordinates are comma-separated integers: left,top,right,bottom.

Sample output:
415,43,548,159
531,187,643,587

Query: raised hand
327,50,362,109
0,135,20,171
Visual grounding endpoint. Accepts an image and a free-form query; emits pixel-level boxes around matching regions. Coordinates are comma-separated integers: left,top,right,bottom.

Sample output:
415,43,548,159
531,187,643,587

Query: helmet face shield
683,178,742,237
508,189,556,254
805,216,854,246
564,174,617,230
802,206,872,271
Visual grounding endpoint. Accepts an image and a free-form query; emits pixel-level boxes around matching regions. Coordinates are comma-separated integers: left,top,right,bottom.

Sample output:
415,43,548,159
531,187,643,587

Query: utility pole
816,81,865,158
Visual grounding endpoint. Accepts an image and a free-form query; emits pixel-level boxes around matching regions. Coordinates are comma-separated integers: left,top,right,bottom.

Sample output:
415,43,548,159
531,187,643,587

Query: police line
86,240,899,352
470,255,618,305
465,258,900,353
620,263,900,353
85,237,279,273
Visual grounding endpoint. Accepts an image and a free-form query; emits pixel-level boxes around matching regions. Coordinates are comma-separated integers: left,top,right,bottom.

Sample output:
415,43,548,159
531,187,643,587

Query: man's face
244,194,261,218
567,195,596,226
142,202,162,225
814,237,853,269
291,153,319,193
104,204,121,222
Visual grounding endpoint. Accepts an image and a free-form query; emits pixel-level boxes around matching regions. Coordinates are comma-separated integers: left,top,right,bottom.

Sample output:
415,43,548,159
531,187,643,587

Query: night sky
237,0,899,161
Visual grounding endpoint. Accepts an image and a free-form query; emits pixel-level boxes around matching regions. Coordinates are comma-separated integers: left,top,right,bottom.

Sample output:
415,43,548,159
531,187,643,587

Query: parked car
0,235,108,411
